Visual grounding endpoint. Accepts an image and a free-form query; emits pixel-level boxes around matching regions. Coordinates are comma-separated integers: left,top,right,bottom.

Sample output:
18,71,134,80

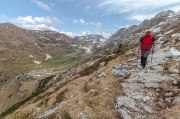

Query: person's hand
152,49,155,53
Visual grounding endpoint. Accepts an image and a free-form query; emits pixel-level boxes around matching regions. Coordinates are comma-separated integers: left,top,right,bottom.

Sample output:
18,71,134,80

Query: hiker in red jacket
139,29,156,69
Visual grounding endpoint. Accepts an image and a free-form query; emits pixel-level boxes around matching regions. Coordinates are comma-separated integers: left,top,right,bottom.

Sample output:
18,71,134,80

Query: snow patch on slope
80,45,92,53
172,33,180,37
170,47,180,56
29,55,33,58
45,54,52,60
33,61,41,64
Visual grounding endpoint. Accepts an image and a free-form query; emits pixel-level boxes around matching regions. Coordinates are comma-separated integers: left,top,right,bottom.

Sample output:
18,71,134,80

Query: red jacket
140,34,155,50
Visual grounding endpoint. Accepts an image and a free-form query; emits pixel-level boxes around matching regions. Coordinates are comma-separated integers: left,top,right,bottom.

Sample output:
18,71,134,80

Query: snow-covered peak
155,10,175,18
73,34,107,43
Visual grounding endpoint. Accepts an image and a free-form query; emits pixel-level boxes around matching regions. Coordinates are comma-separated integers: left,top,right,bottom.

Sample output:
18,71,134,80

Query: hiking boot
142,57,147,67
141,56,143,65
142,65,145,69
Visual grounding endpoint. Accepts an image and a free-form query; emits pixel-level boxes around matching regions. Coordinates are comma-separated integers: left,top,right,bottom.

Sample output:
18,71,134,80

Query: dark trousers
141,50,150,67
141,56,147,67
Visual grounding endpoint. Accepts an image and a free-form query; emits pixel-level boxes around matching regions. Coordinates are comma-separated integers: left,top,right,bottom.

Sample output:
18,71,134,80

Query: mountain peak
73,34,107,42
155,10,175,18
0,22,19,29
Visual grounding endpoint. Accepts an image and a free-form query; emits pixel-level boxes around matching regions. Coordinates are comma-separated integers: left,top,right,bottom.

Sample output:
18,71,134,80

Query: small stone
99,62,105,67
166,107,171,111
56,101,67,105
107,54,116,57
117,109,132,119
145,82,159,88
143,96,151,102
132,94,144,100
172,97,180,104
114,64,124,70
98,72,107,78
39,108,58,119
155,92,159,96
70,95,74,98
81,114,88,119
165,98,172,103
111,69,129,77
116,96,137,111
144,106,153,113
173,80,178,85
78,101,83,105
156,88,161,92
165,92,173,97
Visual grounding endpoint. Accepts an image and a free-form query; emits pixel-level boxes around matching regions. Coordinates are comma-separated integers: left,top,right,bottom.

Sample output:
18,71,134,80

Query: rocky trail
116,37,180,119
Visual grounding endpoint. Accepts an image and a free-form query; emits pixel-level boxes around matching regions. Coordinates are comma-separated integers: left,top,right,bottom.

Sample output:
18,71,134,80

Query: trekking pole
150,47,154,69
136,47,140,68
137,48,139,59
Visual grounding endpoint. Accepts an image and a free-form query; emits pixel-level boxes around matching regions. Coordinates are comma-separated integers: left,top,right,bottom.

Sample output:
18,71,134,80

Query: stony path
116,38,180,119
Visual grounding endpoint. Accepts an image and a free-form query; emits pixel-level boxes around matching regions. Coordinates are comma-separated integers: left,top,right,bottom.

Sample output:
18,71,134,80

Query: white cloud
32,0,52,11
79,19,85,25
97,0,180,21
90,22,95,25
12,16,63,31
73,19,78,23
73,19,102,28
129,14,156,21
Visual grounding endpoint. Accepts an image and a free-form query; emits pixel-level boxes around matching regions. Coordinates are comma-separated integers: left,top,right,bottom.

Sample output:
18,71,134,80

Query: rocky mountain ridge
109,10,179,42
73,34,107,43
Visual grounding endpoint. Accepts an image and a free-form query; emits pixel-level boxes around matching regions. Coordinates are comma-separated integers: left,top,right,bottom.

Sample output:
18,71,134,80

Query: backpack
141,34,153,50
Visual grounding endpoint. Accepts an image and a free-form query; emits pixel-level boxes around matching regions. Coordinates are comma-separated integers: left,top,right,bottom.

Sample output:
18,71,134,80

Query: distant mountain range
73,34,107,43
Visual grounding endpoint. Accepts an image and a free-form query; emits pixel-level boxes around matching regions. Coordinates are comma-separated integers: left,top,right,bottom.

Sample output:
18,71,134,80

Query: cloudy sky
0,0,180,38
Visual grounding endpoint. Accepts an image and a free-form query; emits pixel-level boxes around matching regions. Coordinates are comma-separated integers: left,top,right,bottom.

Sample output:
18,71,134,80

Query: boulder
98,72,107,78
114,64,125,70
111,69,130,77
165,92,173,97
99,62,105,67
144,106,153,113
143,96,151,102
172,97,180,104
81,114,88,119
33,81,40,93
117,109,132,119
116,96,137,111
145,82,159,88
165,98,172,103
39,108,58,119
173,80,178,85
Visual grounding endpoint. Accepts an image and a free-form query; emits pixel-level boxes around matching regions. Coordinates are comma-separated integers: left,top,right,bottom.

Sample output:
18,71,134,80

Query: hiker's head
145,29,151,36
